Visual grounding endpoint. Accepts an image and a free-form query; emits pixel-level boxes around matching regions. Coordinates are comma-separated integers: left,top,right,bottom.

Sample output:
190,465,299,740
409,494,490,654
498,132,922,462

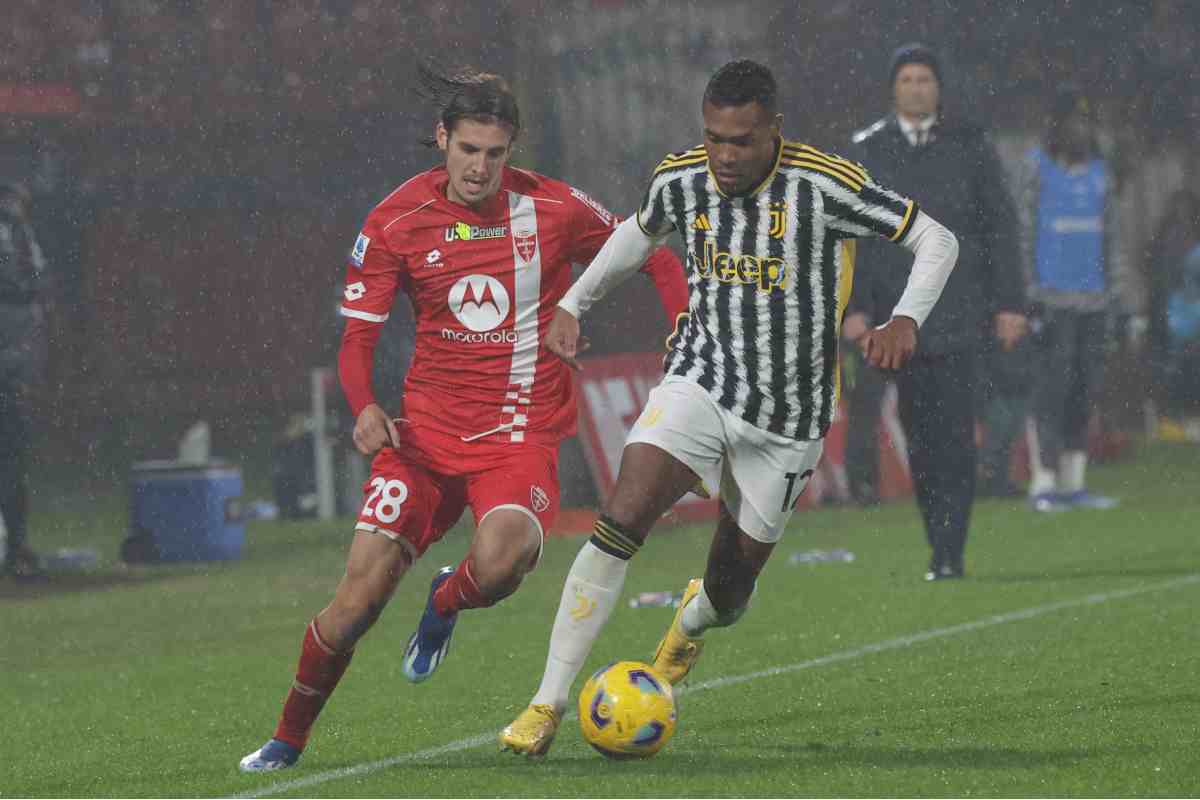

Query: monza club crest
514,229,538,262
530,485,550,513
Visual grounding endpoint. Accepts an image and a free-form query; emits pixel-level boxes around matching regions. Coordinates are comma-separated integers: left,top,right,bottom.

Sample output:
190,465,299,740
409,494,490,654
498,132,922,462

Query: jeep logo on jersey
448,274,510,332
690,239,789,293
514,229,537,262
445,222,507,242
350,233,370,267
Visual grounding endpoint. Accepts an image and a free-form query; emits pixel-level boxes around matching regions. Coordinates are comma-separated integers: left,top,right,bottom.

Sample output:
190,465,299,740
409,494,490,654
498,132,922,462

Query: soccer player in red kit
239,67,686,773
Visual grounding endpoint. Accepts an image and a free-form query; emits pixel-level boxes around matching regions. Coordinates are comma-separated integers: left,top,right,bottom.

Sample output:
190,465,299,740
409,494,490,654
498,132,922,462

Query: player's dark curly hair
703,59,778,115
415,59,521,147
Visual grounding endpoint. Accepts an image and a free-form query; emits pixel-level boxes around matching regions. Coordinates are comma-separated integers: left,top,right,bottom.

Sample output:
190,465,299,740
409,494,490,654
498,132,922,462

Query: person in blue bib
1017,86,1125,512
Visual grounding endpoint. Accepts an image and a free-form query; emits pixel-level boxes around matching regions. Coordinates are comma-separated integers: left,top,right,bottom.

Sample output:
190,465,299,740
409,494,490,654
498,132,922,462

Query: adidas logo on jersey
692,214,712,232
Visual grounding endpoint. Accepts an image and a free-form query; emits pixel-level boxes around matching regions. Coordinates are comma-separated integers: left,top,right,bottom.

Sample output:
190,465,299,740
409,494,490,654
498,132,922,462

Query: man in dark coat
845,44,1027,580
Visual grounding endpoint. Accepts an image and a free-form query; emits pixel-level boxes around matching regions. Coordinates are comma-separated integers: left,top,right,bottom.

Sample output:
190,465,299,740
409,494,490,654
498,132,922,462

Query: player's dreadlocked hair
703,60,778,116
415,59,521,147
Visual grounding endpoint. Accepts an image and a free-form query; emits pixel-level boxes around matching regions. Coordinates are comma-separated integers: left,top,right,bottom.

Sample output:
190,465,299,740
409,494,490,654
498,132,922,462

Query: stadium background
3,0,1197,492
5,4,1200,795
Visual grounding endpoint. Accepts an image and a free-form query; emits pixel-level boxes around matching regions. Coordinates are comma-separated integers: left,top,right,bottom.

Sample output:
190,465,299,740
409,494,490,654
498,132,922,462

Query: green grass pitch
3,443,1198,797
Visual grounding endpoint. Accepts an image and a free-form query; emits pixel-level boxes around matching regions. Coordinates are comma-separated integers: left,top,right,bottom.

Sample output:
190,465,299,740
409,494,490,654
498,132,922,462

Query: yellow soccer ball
578,660,677,758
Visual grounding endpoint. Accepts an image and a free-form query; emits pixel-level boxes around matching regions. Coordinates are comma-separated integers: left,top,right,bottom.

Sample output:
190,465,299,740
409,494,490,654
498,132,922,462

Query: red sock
432,559,494,617
273,620,354,750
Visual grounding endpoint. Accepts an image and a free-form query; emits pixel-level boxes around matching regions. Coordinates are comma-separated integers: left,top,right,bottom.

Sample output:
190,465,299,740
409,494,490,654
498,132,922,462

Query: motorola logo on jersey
448,274,511,332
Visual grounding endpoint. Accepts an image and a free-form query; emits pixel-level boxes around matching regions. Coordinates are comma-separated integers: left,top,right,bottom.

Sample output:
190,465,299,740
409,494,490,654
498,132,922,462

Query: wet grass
3,442,1198,797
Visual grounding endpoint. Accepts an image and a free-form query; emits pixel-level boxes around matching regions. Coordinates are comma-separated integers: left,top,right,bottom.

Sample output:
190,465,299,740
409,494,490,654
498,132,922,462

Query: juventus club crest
514,229,537,262
769,201,788,239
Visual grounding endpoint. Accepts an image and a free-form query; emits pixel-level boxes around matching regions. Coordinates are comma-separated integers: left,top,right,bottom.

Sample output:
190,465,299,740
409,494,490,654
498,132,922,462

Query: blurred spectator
975,321,1032,498
0,182,49,579
115,0,199,124
1017,86,1125,512
0,4,48,82
200,0,263,115
1145,190,1200,414
1164,244,1200,417
0,117,66,199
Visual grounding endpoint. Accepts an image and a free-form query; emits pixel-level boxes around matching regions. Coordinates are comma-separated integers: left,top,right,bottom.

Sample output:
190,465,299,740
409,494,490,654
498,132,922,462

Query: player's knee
324,593,385,647
469,549,530,602
471,512,540,597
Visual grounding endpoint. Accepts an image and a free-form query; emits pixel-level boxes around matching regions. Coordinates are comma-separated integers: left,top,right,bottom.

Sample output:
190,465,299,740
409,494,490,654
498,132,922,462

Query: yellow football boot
498,704,561,757
652,577,705,684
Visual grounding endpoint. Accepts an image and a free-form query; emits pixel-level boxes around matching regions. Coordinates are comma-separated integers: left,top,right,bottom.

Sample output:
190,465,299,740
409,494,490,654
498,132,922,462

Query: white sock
1058,450,1087,493
680,582,719,637
530,542,629,712
681,580,754,637
1029,463,1057,497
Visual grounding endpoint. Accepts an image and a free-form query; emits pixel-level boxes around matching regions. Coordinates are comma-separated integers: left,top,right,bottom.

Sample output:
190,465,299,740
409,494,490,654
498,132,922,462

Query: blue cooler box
130,460,245,562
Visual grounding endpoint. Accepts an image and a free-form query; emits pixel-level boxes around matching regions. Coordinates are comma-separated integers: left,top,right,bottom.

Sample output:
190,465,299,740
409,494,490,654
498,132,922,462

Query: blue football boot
239,738,301,773
402,566,458,683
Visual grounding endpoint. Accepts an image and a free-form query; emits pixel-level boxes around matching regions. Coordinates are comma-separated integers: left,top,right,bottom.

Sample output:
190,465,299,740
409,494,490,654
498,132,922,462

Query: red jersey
338,165,686,467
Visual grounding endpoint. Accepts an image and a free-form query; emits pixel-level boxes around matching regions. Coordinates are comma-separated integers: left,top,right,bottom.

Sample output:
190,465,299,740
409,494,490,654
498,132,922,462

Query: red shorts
353,432,561,562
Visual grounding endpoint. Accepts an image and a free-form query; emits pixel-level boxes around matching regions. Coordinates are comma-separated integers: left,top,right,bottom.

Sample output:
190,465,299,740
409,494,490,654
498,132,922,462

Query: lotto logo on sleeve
350,233,370,267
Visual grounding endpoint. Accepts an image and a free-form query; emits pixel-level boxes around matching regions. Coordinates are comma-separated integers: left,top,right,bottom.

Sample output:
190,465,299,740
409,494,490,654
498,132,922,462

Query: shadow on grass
974,563,1199,584
0,567,189,600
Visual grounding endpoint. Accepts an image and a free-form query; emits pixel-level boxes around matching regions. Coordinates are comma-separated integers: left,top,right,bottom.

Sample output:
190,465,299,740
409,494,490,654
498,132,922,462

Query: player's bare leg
501,443,696,756
654,505,772,684
604,443,701,537
403,509,540,682
320,531,417,650
240,532,413,772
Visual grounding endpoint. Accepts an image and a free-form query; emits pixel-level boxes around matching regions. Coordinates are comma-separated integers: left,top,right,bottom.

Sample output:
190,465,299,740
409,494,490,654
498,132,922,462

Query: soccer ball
578,660,677,758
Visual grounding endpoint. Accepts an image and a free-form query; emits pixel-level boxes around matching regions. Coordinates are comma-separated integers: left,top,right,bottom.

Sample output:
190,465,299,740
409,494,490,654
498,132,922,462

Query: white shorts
624,376,824,543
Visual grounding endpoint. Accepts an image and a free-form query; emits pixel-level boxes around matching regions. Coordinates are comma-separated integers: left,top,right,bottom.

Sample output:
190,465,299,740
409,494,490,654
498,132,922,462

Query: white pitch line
232,572,1200,799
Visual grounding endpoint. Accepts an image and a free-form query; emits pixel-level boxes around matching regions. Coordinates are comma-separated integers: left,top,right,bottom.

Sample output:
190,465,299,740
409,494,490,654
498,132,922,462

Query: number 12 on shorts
781,469,815,512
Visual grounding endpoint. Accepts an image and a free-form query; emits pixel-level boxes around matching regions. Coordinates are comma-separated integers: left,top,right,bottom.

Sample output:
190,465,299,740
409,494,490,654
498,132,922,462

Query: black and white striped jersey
638,138,917,440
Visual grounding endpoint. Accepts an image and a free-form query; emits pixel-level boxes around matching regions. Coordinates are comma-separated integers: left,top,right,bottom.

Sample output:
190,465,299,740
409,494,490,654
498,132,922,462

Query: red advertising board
0,83,82,114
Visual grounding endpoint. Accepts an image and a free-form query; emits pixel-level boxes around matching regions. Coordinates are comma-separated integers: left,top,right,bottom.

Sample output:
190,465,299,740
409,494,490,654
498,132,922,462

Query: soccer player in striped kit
501,60,959,757
239,65,686,773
